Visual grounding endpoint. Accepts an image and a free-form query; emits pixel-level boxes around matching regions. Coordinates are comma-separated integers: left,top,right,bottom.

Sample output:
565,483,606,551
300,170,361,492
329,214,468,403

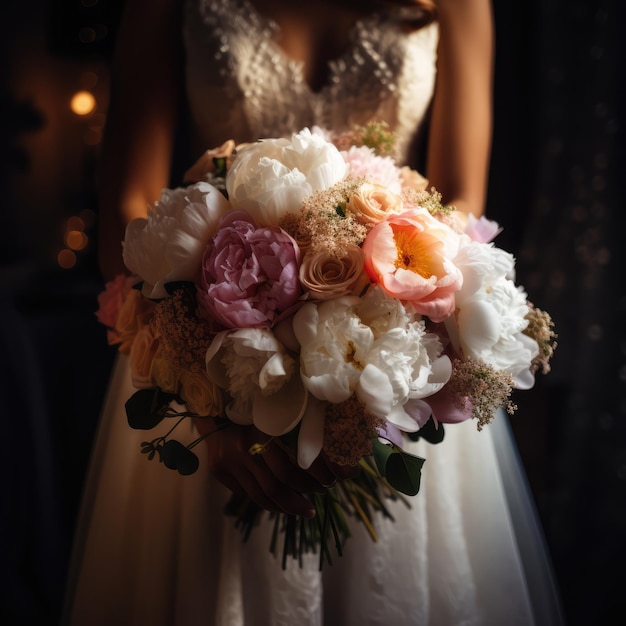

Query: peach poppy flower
362,208,463,323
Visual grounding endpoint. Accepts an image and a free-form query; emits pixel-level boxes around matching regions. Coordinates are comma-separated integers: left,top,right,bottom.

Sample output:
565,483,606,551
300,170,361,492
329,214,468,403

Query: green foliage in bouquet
125,386,429,568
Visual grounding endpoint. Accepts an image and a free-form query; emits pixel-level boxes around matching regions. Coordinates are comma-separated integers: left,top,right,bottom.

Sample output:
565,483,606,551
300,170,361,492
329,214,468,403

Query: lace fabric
183,0,438,164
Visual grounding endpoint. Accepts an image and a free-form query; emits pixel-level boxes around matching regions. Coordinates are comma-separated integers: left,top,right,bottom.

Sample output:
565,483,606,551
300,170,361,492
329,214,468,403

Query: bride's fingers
256,440,324,494
303,454,339,487
238,455,316,518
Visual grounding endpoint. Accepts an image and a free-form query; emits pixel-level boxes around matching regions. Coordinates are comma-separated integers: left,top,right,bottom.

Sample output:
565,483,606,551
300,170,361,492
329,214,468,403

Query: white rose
225,128,347,226
122,182,232,299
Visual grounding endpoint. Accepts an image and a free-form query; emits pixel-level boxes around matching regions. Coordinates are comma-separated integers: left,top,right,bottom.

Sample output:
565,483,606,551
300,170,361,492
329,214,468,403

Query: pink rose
197,211,302,329
362,208,463,323
95,274,136,333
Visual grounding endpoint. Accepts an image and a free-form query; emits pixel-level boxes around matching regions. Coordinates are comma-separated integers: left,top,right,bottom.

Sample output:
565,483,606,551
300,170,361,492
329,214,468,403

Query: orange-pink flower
362,208,463,323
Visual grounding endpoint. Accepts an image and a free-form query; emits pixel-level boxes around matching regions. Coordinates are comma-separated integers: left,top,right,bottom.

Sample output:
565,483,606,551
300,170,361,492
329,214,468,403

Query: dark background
1,1,624,624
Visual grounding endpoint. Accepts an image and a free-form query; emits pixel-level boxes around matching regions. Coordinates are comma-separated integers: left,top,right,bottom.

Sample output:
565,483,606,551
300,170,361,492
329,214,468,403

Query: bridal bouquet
97,123,556,566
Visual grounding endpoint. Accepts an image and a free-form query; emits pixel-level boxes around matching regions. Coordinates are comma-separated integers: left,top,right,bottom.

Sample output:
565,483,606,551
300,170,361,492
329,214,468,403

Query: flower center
393,230,432,278
345,340,365,371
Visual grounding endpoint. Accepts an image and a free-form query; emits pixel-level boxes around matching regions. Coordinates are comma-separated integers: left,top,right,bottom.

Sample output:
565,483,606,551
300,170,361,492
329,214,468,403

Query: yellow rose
178,368,223,417
346,182,404,225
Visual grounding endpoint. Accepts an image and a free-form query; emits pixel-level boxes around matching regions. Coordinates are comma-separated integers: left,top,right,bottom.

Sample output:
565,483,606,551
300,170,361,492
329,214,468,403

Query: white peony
204,328,308,436
122,182,232,299
451,240,539,389
293,287,451,432
225,128,347,226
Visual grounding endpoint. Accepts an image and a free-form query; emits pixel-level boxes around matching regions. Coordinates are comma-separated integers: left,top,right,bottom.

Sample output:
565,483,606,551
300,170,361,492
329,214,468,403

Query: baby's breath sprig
524,303,558,375
413,187,456,217
330,121,397,156
279,178,369,256
358,121,396,156
323,397,385,466
448,358,517,430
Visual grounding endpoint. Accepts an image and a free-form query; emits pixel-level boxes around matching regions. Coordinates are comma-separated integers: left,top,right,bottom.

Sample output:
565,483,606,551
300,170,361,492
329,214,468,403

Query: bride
63,0,563,624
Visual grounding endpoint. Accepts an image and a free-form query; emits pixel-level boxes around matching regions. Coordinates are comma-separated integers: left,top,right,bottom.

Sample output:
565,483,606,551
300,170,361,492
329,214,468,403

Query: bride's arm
96,0,339,516
97,0,183,282
425,0,494,217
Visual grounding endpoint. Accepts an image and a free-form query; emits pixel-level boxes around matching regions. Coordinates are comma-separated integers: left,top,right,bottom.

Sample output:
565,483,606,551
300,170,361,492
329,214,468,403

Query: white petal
356,364,394,418
253,374,308,436
297,396,325,469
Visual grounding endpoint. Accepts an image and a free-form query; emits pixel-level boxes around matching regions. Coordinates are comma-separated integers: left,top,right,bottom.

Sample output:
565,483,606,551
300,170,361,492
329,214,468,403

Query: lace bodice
183,0,438,166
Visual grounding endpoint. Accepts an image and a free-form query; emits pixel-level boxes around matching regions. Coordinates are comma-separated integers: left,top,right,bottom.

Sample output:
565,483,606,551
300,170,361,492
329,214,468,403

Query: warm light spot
71,90,96,115
66,216,85,231
58,249,77,269
65,230,88,251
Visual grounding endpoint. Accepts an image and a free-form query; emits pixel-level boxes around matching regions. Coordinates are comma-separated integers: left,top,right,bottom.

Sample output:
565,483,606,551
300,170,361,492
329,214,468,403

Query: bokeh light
71,90,96,116
57,248,77,269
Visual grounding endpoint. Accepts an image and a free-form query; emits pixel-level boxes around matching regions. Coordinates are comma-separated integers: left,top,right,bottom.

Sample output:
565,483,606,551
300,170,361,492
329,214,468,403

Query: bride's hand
196,421,358,518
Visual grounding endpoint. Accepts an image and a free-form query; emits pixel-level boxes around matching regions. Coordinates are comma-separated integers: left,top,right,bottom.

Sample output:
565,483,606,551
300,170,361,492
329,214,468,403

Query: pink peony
341,145,403,193
197,211,302,329
362,208,463,323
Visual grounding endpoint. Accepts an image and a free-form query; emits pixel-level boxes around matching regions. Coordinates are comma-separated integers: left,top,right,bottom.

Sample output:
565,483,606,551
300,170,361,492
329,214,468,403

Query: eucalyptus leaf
385,451,424,496
162,440,200,475
408,417,445,445
372,439,424,496
372,438,395,477
125,388,176,430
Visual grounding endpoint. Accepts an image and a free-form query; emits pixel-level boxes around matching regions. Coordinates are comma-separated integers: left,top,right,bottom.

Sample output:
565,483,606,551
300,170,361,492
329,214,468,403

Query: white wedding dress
63,1,564,624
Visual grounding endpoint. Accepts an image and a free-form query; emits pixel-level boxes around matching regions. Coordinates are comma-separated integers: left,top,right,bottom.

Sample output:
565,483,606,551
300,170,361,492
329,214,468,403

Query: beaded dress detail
183,0,437,165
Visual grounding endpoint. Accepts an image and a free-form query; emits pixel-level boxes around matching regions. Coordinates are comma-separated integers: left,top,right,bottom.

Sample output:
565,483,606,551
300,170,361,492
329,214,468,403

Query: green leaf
386,451,424,496
125,388,175,430
372,439,424,496
162,440,200,475
408,417,445,445
372,438,395,476
213,156,228,177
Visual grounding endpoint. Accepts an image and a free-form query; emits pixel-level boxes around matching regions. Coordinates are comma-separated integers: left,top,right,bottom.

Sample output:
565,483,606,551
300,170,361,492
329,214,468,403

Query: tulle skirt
62,355,563,626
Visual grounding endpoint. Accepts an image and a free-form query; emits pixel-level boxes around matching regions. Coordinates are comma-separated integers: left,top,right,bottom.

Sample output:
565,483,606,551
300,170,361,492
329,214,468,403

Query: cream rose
399,166,429,193
150,355,181,395
299,245,365,300
183,140,237,183
115,289,155,355
129,324,159,389
346,182,404,225
178,369,223,416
